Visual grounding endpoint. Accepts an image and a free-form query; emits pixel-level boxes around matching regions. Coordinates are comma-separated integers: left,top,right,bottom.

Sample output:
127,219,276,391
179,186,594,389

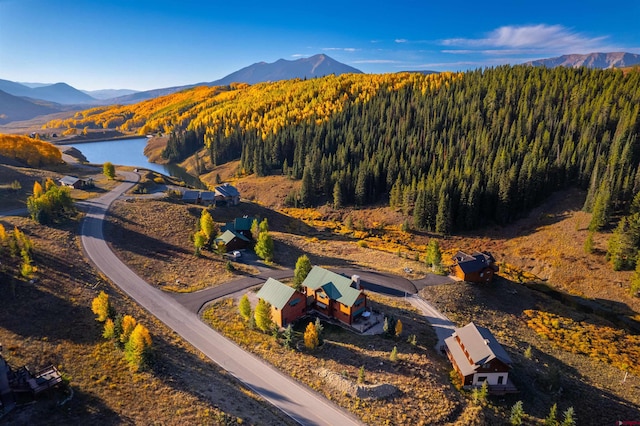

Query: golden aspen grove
44,72,459,140
0,134,62,167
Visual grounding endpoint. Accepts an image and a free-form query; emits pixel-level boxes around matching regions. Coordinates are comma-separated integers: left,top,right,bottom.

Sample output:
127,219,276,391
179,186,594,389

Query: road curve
80,171,364,426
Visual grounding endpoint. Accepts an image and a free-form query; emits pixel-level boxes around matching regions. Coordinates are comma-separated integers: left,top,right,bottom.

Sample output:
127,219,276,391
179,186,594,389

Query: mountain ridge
111,54,362,104
524,51,640,69
0,79,96,105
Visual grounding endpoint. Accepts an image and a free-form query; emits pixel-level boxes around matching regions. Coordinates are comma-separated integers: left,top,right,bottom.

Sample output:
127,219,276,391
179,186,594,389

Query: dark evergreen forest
165,66,640,234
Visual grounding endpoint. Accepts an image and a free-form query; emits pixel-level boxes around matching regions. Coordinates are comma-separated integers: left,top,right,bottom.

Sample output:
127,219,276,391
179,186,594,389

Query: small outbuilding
451,251,499,283
200,191,216,206
256,278,306,328
59,175,89,189
181,190,200,204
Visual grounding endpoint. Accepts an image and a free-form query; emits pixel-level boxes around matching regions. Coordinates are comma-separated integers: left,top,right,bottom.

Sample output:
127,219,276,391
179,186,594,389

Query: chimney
351,275,361,290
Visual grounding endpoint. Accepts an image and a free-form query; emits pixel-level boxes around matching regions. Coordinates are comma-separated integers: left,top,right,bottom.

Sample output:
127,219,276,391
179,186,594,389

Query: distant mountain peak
524,52,640,69
210,54,362,86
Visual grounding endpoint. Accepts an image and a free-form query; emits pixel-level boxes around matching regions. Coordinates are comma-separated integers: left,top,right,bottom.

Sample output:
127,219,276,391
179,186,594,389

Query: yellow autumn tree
395,319,403,337
120,314,137,343
102,318,115,339
91,291,111,322
124,323,152,370
303,321,319,350
33,181,43,199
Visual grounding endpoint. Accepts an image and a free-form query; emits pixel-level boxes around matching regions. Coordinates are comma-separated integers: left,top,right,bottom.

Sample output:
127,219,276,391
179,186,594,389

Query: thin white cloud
395,39,408,44
440,25,613,54
322,47,358,52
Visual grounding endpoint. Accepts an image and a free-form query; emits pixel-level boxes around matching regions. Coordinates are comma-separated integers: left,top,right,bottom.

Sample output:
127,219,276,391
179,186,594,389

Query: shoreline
53,134,148,146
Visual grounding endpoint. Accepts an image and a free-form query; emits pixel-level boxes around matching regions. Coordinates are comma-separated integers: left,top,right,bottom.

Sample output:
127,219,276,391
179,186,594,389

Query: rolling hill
0,79,96,105
0,89,61,124
524,51,640,69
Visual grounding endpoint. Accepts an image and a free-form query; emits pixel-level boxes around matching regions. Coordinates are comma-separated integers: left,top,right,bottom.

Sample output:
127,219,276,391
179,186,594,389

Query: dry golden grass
104,198,243,292
0,215,290,425
202,294,465,426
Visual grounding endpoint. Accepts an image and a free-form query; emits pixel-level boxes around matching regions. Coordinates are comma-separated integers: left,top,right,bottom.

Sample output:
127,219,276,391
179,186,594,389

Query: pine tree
358,365,365,384
300,167,314,206
303,321,319,350
333,180,343,209
544,403,558,426
314,317,324,344
630,256,640,297
510,400,525,425
561,407,575,426
254,299,273,332
239,294,252,321
293,255,312,290
91,291,111,322
103,161,116,179
389,346,398,362
583,231,595,254
283,324,294,349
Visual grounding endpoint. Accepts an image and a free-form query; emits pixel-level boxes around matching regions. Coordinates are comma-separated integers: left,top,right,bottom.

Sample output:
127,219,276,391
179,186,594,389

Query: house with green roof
214,229,251,252
256,278,306,328
302,266,367,326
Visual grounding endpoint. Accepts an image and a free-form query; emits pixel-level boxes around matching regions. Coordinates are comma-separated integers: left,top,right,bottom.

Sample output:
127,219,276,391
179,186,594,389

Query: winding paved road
80,172,364,426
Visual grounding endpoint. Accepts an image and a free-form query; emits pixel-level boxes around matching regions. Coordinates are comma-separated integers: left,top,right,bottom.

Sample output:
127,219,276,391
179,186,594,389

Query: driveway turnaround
80,172,363,426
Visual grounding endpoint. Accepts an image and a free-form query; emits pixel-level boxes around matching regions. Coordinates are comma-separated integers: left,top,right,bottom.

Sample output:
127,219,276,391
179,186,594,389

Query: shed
59,175,87,189
182,190,200,204
200,191,216,206
256,278,306,327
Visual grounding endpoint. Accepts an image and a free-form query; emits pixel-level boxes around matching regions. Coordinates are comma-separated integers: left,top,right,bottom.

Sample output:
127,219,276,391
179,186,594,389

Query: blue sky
1,0,639,91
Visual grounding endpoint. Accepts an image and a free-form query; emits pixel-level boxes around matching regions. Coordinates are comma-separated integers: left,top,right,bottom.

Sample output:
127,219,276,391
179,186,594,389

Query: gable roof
200,191,216,202
182,190,199,202
302,266,363,307
453,251,497,274
445,322,512,377
215,183,240,198
256,278,298,310
59,176,80,186
215,229,250,245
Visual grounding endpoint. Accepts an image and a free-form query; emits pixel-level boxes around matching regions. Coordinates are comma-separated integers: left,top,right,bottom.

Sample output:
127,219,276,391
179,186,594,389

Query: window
289,298,300,307
477,376,487,382
498,376,504,385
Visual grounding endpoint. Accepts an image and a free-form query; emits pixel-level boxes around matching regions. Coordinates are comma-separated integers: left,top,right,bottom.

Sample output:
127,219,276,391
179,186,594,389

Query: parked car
230,250,241,259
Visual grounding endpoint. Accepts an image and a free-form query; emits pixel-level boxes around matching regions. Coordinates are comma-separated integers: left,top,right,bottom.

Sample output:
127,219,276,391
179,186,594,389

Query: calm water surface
69,137,204,188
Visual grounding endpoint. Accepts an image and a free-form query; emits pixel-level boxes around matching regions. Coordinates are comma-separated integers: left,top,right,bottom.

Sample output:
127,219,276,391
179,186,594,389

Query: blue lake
68,137,205,188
